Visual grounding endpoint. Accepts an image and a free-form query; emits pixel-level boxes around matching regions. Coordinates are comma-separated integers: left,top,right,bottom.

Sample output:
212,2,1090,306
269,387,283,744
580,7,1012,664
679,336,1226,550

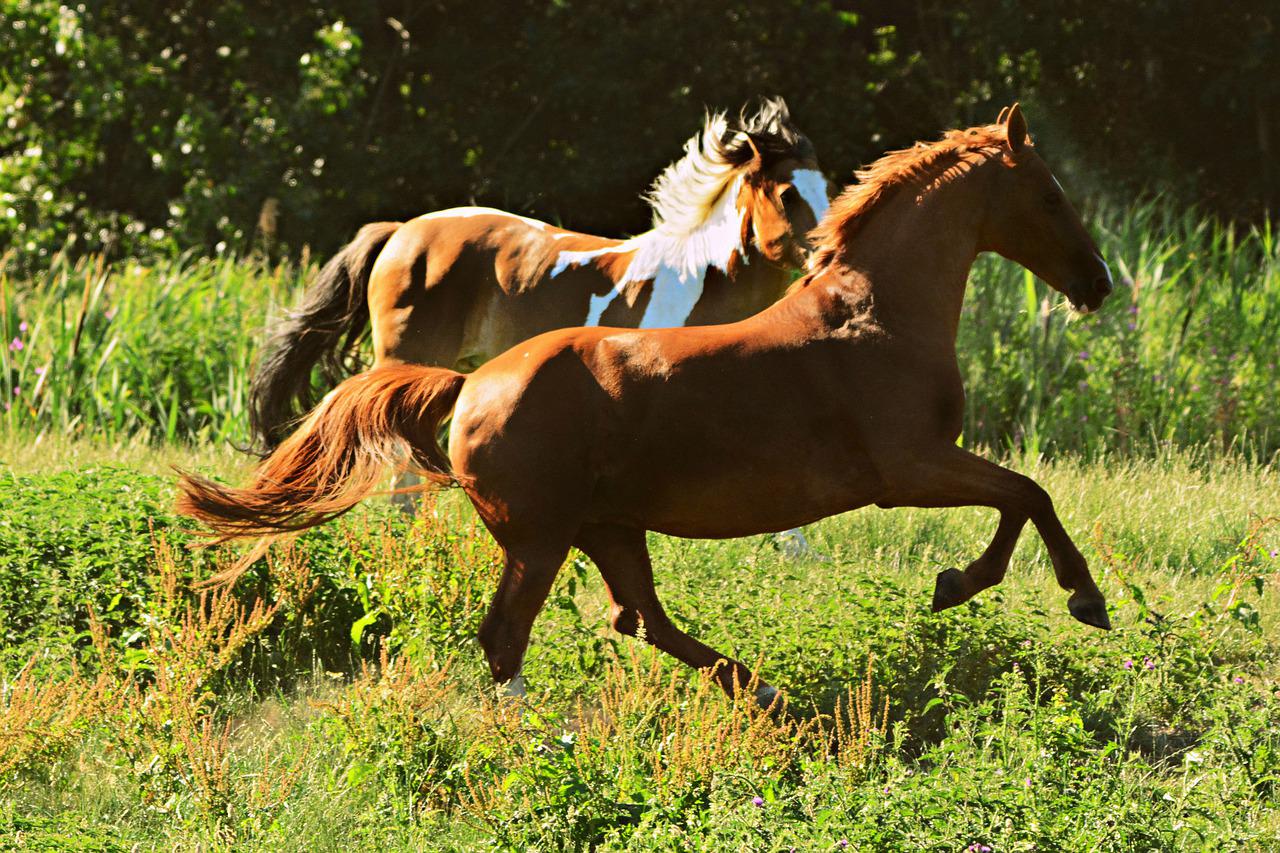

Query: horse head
978,104,1113,313
722,98,831,270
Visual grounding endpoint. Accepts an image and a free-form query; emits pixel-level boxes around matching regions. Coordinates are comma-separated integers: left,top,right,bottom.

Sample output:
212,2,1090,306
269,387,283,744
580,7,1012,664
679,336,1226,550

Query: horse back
366,208,627,368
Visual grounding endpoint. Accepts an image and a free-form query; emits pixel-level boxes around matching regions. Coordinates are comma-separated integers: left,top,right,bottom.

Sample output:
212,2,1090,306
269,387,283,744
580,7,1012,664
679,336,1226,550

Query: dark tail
181,364,465,541
247,220,402,453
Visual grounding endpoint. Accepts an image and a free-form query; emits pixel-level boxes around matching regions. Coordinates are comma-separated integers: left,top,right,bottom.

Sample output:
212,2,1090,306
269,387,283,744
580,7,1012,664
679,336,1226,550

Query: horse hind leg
476,543,572,699
574,523,779,710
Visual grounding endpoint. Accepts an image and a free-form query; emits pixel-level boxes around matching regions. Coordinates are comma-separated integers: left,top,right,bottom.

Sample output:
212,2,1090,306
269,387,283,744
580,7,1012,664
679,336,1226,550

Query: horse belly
590,443,885,539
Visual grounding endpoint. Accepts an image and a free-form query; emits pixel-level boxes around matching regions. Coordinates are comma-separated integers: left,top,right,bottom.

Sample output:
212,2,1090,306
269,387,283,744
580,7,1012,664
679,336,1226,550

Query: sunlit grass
2,442,1278,849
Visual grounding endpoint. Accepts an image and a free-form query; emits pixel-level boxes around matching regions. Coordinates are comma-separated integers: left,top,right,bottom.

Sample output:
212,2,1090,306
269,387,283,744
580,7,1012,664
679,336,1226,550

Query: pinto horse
247,97,829,451
180,105,1113,707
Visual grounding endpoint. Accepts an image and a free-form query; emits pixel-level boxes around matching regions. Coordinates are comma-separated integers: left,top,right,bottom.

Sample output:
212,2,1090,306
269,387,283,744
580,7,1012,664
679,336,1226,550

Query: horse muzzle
1067,260,1114,315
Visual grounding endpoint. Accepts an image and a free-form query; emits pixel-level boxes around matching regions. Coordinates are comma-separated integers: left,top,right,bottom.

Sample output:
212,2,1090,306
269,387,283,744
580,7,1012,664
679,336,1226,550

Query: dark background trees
2,0,1276,266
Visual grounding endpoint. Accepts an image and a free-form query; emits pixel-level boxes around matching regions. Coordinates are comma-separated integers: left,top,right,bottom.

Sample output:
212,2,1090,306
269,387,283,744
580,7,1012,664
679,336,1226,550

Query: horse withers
181,105,1113,709
247,97,829,451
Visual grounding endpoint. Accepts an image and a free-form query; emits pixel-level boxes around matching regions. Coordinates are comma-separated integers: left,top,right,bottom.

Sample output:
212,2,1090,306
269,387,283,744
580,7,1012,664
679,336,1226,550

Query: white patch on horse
415,206,573,238
790,169,830,223
553,114,757,328
558,175,746,328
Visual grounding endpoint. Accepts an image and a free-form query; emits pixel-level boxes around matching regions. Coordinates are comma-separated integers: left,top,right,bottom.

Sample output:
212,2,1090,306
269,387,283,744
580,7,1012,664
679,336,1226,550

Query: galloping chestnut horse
248,97,829,451
181,105,1113,707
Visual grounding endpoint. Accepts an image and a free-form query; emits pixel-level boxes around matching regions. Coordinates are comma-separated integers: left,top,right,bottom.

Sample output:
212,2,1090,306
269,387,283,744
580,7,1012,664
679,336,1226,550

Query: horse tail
180,364,465,541
247,220,402,453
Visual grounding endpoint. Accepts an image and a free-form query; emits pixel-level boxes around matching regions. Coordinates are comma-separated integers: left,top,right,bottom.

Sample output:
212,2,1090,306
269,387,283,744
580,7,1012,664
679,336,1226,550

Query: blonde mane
645,97,814,238
809,124,1023,269
645,112,744,237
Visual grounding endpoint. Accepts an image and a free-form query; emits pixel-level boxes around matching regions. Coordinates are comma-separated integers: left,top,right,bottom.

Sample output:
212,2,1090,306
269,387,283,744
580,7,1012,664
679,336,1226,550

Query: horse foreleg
575,524,779,708
931,510,1025,610
880,446,1109,630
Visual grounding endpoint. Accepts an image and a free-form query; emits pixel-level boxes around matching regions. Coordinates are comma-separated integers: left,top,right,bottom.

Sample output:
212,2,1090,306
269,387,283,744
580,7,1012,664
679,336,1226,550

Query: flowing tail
247,220,402,453
181,364,465,541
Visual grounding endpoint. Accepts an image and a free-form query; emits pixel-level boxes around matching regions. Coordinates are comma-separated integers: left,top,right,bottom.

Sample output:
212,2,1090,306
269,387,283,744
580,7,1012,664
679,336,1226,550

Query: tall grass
0,251,310,446
960,199,1280,456
1,199,1277,455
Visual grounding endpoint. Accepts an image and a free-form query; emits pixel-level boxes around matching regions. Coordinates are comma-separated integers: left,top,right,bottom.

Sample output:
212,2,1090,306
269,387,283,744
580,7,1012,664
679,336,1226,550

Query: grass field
2,445,1278,850
2,199,1280,849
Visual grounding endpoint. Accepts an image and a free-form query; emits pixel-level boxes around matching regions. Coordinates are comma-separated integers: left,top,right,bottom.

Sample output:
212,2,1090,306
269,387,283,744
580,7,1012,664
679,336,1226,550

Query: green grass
2,199,1279,456
2,446,1278,850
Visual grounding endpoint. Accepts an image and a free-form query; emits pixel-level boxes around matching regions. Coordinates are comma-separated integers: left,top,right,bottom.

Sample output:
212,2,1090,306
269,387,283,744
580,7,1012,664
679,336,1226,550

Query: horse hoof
1068,593,1111,630
774,529,821,560
754,684,780,711
931,568,970,612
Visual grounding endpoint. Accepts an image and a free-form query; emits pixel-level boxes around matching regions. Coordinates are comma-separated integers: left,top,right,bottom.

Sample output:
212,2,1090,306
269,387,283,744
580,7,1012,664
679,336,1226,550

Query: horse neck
826,166,990,347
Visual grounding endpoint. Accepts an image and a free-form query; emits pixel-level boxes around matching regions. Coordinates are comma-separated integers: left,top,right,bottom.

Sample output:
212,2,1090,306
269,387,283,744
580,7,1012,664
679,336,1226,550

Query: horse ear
1004,103,1028,153
995,106,1010,125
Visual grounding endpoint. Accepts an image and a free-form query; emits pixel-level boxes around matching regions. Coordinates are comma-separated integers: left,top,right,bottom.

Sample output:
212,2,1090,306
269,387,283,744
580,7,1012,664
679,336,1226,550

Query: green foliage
0,463,398,680
0,466,193,670
3,2,1276,267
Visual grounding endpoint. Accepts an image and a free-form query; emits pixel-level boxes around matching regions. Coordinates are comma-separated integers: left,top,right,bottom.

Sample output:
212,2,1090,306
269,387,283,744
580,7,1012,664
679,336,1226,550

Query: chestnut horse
247,97,829,451
180,105,1113,707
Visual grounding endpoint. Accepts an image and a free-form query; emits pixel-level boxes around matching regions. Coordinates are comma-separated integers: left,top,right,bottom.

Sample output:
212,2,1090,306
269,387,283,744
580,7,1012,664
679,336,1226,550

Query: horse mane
808,123,1024,270
645,96,815,238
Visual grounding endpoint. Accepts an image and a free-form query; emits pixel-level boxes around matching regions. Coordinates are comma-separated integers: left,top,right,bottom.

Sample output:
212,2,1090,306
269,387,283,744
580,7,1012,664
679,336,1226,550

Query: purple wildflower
1123,659,1134,671
12,386,18,396
752,796,764,808
1144,657,1155,670
17,321,27,332
837,842,849,850
1078,350,1090,361
8,338,22,351
33,366,44,376
1128,304,1138,315
1269,549,1277,559
1234,676,1244,684
1127,322,1136,331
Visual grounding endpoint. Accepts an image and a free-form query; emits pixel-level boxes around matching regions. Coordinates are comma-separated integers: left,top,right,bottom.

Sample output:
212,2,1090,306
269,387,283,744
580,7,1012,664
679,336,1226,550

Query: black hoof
931,568,970,613
1068,593,1111,630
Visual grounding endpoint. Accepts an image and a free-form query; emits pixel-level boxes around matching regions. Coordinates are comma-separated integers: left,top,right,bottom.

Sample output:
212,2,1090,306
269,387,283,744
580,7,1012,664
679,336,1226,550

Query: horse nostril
1095,275,1113,296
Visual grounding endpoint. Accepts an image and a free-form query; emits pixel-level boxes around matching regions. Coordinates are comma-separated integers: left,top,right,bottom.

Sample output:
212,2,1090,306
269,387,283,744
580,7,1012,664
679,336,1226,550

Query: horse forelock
809,123,1025,269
